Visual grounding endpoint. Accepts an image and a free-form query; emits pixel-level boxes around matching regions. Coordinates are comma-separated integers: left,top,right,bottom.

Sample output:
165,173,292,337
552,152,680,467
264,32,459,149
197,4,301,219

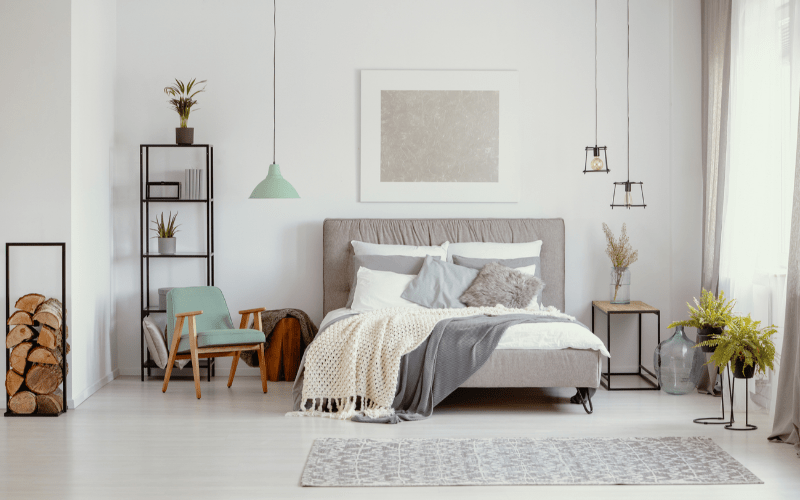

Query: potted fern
151,212,180,254
698,314,777,379
668,289,736,352
164,78,206,145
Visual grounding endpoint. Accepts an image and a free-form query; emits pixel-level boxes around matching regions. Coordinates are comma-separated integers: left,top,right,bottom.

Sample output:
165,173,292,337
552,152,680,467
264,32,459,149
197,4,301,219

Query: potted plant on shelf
698,314,777,379
602,223,638,304
164,78,206,145
151,211,180,255
668,289,736,352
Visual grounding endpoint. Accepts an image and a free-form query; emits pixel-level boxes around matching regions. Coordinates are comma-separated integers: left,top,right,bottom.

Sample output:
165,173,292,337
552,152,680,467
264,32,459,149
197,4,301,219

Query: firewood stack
6,293,69,415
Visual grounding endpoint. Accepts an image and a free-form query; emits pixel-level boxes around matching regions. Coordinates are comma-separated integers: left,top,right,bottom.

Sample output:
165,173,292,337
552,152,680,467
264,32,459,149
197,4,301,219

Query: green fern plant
668,289,736,330
698,314,777,374
150,211,180,238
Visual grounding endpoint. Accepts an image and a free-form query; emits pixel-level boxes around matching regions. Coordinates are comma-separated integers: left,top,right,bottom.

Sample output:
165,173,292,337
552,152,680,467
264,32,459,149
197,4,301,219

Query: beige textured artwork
380,90,499,183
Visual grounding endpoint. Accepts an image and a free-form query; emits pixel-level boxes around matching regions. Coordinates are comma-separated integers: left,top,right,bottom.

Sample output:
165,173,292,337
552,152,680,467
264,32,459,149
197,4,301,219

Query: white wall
70,0,117,407
113,0,702,377
0,0,73,406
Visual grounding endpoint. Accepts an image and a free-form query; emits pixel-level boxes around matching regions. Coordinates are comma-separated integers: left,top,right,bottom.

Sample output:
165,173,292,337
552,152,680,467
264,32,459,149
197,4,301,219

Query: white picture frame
360,70,521,203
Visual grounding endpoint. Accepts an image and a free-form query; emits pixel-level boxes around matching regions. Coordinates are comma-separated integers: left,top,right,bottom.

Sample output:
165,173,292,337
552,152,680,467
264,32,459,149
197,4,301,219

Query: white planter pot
157,238,176,255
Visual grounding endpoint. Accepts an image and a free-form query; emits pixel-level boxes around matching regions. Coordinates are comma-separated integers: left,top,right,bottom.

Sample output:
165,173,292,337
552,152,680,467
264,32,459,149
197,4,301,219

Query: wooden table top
592,300,659,314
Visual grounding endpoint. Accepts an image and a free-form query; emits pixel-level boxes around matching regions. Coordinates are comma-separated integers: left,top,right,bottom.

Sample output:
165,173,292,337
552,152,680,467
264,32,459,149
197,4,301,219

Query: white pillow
351,240,449,260
142,316,188,370
446,240,542,262
350,267,426,312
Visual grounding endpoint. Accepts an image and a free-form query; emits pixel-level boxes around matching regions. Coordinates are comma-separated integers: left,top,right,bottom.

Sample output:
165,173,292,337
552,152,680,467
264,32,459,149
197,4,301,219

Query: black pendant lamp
584,0,609,174
611,0,645,209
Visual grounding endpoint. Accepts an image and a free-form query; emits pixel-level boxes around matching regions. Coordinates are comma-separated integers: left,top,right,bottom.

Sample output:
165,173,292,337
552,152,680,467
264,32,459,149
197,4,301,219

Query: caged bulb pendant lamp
584,0,609,174
250,0,300,199
611,0,645,209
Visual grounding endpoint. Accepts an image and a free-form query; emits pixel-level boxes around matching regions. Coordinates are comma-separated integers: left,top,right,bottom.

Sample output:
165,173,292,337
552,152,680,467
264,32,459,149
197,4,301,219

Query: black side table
592,300,661,391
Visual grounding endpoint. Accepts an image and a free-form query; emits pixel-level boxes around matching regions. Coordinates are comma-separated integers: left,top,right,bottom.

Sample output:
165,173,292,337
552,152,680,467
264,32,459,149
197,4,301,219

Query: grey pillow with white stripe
345,254,439,308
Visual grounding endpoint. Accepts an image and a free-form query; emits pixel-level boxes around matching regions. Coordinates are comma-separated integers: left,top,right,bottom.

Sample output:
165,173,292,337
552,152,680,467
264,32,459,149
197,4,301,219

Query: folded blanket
288,306,579,420
241,308,318,367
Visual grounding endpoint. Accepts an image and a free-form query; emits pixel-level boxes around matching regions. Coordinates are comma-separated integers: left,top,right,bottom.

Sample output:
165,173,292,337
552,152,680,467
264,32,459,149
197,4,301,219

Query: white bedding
319,308,609,357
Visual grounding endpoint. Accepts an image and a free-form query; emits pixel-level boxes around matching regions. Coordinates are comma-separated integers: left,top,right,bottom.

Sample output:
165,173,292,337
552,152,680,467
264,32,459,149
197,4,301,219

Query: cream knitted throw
289,305,575,420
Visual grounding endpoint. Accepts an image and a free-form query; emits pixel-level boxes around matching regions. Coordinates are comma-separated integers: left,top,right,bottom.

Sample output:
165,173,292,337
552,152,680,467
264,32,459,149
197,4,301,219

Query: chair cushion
178,328,266,354
166,287,236,345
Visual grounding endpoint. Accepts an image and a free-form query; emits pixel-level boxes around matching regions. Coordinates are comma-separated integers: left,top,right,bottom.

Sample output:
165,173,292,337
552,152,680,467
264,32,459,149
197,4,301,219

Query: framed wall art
360,70,520,202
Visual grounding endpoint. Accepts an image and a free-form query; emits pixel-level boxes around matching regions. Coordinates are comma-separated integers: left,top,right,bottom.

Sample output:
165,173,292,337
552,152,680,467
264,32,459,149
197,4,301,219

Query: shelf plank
142,199,212,203
140,144,213,148
142,252,212,259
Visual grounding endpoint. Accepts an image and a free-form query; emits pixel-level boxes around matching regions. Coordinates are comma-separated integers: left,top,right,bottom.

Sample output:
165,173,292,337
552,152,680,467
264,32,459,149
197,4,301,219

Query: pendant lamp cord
626,0,630,183
273,0,277,165
595,0,598,145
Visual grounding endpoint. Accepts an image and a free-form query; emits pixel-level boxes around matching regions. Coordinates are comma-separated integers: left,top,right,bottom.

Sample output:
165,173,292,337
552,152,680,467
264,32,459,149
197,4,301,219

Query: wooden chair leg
162,317,185,393
188,316,202,399
228,351,240,388
257,344,268,393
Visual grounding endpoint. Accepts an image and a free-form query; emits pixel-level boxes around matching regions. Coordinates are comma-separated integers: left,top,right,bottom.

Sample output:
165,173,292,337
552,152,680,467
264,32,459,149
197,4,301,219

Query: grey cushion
142,315,188,370
322,219,565,315
345,255,438,308
401,256,479,309
460,263,545,309
453,255,542,304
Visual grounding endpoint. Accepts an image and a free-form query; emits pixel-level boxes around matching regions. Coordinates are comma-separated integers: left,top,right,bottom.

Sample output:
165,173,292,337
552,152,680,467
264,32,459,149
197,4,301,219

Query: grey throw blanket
241,308,318,367
293,313,577,423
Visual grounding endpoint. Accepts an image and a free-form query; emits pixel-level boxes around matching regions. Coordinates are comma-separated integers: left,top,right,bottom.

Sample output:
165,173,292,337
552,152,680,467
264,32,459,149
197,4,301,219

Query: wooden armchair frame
162,307,269,399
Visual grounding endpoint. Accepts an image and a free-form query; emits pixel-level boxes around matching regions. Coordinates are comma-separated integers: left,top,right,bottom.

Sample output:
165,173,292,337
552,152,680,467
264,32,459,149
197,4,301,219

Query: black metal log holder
5,243,67,417
693,366,732,425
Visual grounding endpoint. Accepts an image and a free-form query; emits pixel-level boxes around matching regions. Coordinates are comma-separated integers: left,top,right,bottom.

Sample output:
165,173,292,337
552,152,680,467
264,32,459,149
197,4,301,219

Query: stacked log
6,294,68,415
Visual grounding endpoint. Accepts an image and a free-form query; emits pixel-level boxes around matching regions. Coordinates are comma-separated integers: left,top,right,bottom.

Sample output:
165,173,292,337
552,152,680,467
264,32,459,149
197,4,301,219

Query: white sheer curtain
720,0,800,414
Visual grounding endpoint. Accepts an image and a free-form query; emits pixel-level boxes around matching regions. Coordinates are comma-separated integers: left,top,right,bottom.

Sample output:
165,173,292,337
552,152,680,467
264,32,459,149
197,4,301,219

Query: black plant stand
693,366,732,425
5,243,67,417
725,374,758,431
140,144,215,381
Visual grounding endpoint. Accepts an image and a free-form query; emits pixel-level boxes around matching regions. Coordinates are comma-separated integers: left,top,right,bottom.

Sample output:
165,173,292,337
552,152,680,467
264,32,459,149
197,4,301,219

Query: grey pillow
453,255,543,304
345,254,439,308
401,255,479,309
460,263,545,309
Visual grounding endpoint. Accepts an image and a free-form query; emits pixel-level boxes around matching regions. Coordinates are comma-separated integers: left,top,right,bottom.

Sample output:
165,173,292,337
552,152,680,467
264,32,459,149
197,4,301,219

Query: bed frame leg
571,388,594,414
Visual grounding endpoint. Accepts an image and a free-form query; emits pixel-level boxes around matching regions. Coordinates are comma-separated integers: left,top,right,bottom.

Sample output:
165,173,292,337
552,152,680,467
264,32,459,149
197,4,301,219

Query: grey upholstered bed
322,218,601,393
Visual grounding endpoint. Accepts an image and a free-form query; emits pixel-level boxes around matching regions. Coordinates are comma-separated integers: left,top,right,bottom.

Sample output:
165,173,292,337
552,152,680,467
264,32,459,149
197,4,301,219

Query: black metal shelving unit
5,243,67,417
140,144,215,381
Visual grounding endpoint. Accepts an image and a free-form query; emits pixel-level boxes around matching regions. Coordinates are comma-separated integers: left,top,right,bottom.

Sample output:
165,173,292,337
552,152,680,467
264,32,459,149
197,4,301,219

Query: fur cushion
460,263,545,309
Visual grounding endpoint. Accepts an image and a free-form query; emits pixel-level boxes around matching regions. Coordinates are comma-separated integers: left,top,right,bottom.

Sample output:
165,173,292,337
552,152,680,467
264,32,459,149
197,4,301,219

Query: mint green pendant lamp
250,0,299,199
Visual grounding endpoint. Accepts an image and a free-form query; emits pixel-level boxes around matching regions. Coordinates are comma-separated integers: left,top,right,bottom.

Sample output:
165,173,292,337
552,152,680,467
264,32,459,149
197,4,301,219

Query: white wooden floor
2,376,798,499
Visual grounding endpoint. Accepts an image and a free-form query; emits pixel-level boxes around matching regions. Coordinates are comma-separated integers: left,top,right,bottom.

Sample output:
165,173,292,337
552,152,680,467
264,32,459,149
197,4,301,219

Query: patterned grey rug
301,437,762,486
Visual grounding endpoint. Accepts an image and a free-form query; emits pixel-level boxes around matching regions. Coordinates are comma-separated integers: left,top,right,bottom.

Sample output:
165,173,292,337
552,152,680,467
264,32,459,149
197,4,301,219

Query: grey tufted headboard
322,218,566,315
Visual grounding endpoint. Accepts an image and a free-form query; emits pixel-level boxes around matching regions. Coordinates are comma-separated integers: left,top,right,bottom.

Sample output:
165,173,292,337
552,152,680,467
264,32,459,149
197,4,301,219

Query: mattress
320,308,609,356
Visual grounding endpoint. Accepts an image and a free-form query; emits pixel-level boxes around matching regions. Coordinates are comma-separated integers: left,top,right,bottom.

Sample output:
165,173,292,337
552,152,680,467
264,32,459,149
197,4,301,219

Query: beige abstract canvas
380,90,500,183
360,70,520,202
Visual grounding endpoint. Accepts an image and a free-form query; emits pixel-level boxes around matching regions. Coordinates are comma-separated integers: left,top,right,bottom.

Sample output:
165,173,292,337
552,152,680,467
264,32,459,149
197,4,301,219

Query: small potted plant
602,223,638,304
698,314,777,379
151,211,180,255
164,78,206,145
668,289,736,352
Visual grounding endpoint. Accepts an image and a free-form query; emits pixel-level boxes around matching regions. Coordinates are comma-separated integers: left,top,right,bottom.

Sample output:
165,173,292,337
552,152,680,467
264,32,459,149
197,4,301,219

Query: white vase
157,238,176,255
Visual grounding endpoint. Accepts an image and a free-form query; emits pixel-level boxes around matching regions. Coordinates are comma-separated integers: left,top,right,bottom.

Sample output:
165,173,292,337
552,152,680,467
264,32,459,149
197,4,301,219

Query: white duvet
320,307,610,358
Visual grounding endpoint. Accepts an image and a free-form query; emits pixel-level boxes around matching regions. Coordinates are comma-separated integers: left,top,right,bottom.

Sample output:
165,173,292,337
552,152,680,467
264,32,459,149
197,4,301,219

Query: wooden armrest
175,310,203,318
238,307,267,315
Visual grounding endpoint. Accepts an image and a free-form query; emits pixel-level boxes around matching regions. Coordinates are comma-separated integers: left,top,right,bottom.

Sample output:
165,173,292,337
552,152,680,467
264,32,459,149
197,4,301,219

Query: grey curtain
698,0,732,394
769,107,800,457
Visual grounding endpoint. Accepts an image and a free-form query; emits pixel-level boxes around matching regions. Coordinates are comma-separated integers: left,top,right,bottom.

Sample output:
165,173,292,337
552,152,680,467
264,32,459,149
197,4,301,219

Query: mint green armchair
162,286,268,399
